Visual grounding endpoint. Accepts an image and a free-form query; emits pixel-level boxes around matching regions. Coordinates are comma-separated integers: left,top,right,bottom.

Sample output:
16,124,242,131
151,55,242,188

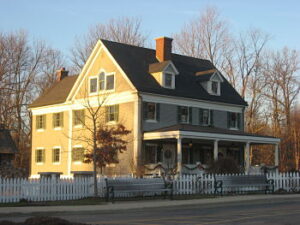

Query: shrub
206,157,241,174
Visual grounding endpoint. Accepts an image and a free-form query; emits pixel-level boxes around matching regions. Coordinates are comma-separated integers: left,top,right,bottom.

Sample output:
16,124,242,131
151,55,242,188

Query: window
212,81,218,94
178,106,191,124
164,72,173,88
143,102,159,121
199,108,213,126
73,110,85,126
182,145,193,164
145,144,162,164
35,149,45,163
53,112,63,128
89,77,98,94
99,72,105,91
228,112,241,129
36,115,46,130
106,105,119,122
52,148,60,163
106,74,115,90
72,147,84,162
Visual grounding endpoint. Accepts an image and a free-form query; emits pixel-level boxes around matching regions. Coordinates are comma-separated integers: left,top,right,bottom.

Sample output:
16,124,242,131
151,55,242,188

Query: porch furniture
214,174,274,195
105,178,173,202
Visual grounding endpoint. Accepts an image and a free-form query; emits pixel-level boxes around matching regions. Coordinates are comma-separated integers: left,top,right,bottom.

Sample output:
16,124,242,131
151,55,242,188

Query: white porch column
244,142,250,174
177,137,182,174
213,140,219,161
275,144,279,167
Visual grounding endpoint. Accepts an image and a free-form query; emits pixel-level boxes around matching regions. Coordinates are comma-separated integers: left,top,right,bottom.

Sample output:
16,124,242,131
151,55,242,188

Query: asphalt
0,194,299,216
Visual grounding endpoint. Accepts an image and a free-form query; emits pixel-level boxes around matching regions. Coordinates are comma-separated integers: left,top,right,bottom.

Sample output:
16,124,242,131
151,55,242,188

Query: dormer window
211,81,220,95
163,72,174,89
197,70,223,96
149,61,179,90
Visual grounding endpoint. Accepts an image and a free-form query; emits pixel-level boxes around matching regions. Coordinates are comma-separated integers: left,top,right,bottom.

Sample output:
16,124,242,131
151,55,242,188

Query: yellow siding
31,44,136,177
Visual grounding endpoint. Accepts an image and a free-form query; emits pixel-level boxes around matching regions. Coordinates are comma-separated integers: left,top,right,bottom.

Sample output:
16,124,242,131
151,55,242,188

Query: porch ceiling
143,124,280,145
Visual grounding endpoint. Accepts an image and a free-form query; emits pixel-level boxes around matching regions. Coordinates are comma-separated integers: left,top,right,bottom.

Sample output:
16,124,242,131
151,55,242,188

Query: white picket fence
1,172,300,203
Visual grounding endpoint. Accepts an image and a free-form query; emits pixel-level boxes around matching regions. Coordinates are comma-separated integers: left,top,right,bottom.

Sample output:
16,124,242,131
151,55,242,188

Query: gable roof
0,128,18,154
101,40,247,106
30,75,78,108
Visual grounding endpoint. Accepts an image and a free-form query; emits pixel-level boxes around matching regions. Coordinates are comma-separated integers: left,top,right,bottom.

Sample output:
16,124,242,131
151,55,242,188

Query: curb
0,194,299,216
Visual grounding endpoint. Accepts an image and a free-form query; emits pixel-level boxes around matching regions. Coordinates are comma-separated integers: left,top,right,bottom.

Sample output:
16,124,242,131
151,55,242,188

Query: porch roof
143,124,280,145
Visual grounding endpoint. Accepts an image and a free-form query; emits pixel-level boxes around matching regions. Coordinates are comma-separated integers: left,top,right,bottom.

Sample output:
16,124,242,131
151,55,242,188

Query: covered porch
142,125,280,175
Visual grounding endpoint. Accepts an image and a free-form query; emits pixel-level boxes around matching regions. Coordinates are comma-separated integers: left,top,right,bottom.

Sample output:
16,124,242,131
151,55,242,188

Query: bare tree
70,17,148,72
0,30,67,171
173,6,232,69
263,47,300,171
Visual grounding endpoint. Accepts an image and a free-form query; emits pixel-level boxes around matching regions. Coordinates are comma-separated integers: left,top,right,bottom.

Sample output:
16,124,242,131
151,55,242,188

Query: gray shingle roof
101,40,247,106
30,75,78,108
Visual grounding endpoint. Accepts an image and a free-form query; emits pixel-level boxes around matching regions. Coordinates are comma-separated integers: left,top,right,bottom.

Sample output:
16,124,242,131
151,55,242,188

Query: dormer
149,37,179,89
196,69,224,96
149,60,179,89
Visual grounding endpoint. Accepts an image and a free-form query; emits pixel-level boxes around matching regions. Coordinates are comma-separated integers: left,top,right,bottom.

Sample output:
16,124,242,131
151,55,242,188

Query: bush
0,217,87,225
206,157,241,174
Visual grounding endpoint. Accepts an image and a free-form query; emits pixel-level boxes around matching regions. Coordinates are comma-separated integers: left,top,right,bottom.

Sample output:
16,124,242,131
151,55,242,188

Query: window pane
212,81,218,94
73,110,84,126
202,109,209,125
53,113,62,128
180,107,188,123
90,78,97,93
72,148,84,162
36,115,45,129
146,103,156,120
36,149,44,163
164,73,172,87
99,73,105,90
229,112,237,128
53,148,60,163
107,105,119,122
106,74,114,90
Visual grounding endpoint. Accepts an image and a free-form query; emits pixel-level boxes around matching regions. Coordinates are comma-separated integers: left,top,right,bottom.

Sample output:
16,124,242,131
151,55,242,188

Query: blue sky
1,0,300,57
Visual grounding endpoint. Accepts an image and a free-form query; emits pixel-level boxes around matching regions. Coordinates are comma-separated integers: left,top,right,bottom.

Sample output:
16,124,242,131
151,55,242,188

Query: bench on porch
105,178,173,202
213,174,274,195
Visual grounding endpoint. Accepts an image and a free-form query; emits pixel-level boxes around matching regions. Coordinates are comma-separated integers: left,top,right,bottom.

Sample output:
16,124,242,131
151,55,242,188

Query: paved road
1,197,300,224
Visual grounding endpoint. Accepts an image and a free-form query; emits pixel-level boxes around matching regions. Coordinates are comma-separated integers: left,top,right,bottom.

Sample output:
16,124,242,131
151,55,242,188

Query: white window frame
53,112,63,130
106,104,119,124
35,147,45,165
36,115,46,132
72,145,85,164
88,76,98,95
162,72,175,89
145,102,157,123
179,106,190,124
200,108,211,126
52,146,61,165
105,73,115,91
229,112,239,130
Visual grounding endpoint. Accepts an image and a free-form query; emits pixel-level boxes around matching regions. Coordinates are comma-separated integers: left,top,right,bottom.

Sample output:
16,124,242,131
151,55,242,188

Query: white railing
0,172,300,203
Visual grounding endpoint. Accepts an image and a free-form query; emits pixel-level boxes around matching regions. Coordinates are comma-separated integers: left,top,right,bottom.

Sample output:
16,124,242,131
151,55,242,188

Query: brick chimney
155,37,173,62
56,67,69,82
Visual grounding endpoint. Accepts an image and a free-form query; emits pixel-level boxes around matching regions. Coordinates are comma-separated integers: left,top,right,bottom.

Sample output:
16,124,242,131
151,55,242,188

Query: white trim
162,72,175,89
53,127,62,131
67,109,72,176
36,129,45,132
140,93,244,113
31,91,136,115
88,76,98,95
210,71,224,82
143,130,280,144
67,41,102,101
35,148,45,165
101,40,136,91
71,46,103,101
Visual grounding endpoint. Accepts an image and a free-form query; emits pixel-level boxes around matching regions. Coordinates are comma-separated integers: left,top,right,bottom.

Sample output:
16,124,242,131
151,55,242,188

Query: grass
0,197,105,207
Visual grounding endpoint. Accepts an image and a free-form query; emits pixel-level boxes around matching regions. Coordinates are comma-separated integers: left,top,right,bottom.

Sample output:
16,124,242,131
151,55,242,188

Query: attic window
163,72,175,89
211,81,219,95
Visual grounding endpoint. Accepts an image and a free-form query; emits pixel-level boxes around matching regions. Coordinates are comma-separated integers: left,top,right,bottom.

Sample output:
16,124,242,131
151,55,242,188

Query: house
29,37,280,178
0,125,18,165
